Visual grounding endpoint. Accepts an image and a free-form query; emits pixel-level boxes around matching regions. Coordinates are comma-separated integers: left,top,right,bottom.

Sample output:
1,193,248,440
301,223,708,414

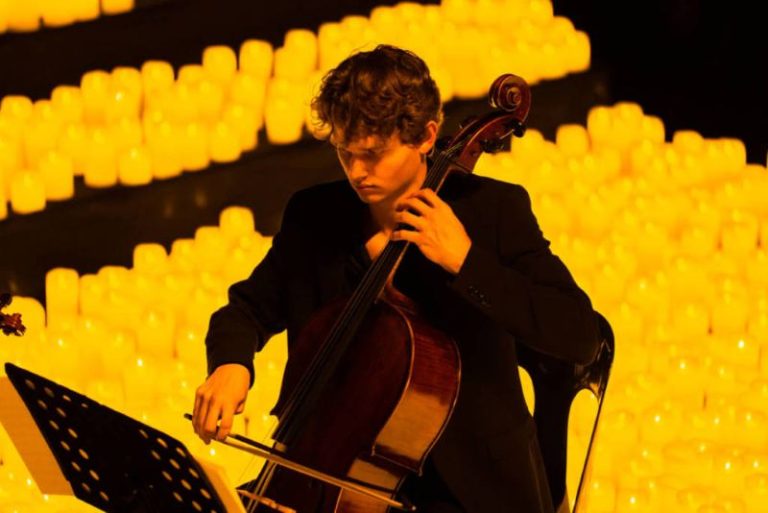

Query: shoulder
442,172,533,213
281,179,362,231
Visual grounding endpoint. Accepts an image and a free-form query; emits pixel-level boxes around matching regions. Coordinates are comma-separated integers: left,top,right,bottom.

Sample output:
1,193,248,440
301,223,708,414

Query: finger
396,210,426,230
392,229,419,244
216,403,236,441
398,196,432,216
202,400,222,444
192,390,203,435
414,188,438,207
194,388,210,437
235,398,246,414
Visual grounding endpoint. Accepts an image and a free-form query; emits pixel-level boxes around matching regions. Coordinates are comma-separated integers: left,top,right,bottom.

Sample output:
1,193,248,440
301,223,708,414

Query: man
193,45,600,513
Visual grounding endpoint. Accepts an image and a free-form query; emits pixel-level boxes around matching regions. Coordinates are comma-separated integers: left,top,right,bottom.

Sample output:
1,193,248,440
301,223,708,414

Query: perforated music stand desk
0,363,245,513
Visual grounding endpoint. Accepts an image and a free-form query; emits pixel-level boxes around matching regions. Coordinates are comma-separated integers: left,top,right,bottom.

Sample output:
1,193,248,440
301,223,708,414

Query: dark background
1,0,765,303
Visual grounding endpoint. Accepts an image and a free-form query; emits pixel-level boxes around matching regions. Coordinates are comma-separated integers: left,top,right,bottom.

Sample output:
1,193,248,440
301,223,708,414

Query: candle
118,146,152,186
194,226,229,273
45,268,79,329
6,1,40,31
39,151,74,201
101,0,134,16
178,122,210,171
194,79,224,124
177,63,205,86
82,128,118,187
9,171,45,214
202,45,237,88
133,243,168,276
141,60,175,98
174,324,205,365
170,238,196,273
275,30,317,80
80,69,112,124
219,206,255,241
136,309,176,359
98,328,136,373
79,274,105,318
23,119,61,169
229,72,267,129
51,85,84,124
146,121,182,179
222,103,257,152
209,121,242,163
73,0,99,21
556,124,589,157
239,39,273,78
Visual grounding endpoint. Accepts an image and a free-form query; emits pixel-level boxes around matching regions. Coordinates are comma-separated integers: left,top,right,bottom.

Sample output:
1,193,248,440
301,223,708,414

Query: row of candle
0,0,134,33
0,0,589,218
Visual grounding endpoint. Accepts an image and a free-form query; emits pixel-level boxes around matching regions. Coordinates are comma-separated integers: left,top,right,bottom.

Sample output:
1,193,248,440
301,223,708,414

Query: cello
1,293,26,337
222,74,531,513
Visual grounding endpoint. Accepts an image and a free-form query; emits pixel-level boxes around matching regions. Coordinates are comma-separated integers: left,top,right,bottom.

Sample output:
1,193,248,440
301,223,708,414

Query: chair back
516,311,615,513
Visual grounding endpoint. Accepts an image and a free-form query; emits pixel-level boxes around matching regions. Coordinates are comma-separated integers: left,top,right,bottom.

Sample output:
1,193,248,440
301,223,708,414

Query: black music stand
2,363,231,513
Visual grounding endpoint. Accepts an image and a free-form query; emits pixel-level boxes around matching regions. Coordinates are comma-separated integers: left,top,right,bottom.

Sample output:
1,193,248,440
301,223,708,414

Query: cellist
192,45,600,513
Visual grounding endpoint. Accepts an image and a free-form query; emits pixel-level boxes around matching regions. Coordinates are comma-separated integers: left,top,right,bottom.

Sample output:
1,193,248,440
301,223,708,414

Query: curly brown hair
311,45,442,146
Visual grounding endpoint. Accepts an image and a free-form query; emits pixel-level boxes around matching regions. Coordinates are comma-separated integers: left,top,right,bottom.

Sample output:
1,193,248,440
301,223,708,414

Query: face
332,123,437,206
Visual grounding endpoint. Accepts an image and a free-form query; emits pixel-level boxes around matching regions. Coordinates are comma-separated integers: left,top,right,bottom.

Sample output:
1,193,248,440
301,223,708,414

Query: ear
417,120,439,155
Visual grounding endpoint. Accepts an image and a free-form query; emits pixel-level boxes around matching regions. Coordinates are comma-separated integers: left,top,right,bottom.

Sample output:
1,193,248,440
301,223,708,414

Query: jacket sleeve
447,183,600,365
205,193,303,385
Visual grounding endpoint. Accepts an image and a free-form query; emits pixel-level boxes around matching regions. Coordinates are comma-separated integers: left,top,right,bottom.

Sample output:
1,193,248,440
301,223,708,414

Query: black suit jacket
206,172,600,513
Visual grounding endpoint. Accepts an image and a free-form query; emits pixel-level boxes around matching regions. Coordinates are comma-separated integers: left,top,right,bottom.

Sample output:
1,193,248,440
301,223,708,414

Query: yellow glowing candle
170,238,196,273
219,206,255,242
194,226,228,273
209,121,242,163
73,0,99,21
51,85,84,123
6,1,40,31
178,121,210,172
556,124,589,157
23,119,61,169
40,0,76,27
194,79,224,124
80,69,112,124
178,64,205,86
83,128,118,187
203,45,237,88
118,146,152,186
1,95,33,122
745,473,768,512
39,150,74,201
141,60,175,97
101,0,134,15
223,103,258,152
230,72,267,127
133,243,168,276
9,171,45,214
615,487,650,512
45,268,79,329
122,357,158,410
146,121,182,179
275,30,317,79
239,39,273,78
79,273,105,317
136,309,175,359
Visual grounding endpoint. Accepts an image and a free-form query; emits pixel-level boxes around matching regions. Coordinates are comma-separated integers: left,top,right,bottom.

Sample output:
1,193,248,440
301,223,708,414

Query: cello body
244,293,460,512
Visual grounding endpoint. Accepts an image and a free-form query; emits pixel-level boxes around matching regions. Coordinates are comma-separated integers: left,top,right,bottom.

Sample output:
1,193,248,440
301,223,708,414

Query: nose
346,157,369,183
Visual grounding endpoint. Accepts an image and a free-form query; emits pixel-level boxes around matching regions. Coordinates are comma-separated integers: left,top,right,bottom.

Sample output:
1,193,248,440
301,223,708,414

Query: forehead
331,131,400,152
